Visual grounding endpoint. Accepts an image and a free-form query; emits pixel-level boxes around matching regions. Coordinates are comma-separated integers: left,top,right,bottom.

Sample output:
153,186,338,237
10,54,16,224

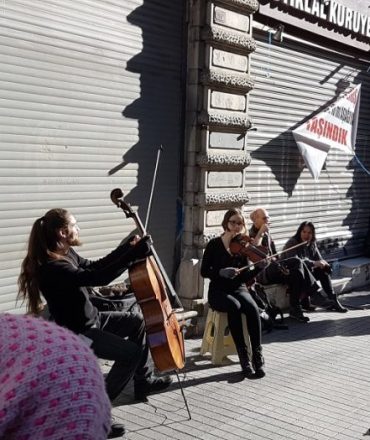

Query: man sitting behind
18,208,172,438
249,207,320,323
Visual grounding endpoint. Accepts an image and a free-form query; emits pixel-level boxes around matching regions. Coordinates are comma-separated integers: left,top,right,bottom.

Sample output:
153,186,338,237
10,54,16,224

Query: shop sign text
278,0,370,39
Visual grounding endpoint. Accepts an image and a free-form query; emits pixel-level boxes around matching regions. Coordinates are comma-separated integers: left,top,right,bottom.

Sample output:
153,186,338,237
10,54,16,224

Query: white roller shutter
0,0,185,311
247,28,370,258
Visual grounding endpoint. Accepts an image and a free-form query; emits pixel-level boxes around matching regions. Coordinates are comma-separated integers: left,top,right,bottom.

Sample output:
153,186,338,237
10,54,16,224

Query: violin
229,234,269,263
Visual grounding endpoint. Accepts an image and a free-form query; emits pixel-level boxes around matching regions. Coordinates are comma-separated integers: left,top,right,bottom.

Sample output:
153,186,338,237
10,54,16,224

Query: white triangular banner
292,84,361,181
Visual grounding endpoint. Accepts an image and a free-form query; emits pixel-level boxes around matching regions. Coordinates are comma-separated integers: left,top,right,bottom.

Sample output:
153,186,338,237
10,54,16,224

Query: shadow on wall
250,131,304,197
250,90,344,197
108,0,186,272
250,51,370,257
342,70,370,256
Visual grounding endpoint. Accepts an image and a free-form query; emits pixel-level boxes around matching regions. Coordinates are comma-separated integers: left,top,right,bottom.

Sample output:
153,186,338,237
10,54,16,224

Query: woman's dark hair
221,208,246,231
18,208,70,315
293,221,316,243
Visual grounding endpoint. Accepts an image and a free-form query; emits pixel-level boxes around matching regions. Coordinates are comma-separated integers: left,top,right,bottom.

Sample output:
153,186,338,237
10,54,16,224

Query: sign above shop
278,0,370,38
257,1,370,50
292,84,361,180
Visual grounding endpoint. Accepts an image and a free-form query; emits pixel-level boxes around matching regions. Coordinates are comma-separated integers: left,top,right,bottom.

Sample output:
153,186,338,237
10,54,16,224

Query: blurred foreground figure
0,313,111,440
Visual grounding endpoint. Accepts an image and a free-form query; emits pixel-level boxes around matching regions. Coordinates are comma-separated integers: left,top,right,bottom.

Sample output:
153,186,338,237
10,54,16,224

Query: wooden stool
200,308,251,365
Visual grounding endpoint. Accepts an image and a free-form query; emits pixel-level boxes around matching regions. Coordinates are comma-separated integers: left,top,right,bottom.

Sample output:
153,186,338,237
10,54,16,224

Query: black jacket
283,237,323,271
39,238,150,334
201,237,259,299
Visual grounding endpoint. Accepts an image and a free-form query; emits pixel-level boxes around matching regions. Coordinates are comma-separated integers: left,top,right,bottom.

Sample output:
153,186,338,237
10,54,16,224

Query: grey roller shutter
0,0,185,312
247,29,370,258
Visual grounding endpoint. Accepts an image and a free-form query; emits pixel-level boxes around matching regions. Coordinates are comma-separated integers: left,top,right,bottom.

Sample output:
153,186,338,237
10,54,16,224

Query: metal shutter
247,28,370,258
0,0,185,312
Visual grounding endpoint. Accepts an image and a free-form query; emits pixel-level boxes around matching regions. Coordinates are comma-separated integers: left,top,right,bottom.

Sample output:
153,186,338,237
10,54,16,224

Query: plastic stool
200,308,251,365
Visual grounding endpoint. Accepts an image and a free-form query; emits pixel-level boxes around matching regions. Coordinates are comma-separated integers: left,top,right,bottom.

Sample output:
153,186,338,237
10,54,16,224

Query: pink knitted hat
0,313,111,440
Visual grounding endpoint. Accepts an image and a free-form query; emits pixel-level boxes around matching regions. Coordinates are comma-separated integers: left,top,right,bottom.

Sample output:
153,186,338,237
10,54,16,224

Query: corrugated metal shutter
247,28,370,258
0,0,185,312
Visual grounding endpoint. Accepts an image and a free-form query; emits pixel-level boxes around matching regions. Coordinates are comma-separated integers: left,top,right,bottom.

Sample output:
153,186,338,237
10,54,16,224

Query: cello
110,188,185,372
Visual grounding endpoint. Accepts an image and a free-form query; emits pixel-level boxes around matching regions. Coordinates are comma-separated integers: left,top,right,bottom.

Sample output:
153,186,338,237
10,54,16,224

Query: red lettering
305,117,348,146
332,126,339,142
317,118,325,136
324,121,333,139
339,128,348,145
309,118,318,133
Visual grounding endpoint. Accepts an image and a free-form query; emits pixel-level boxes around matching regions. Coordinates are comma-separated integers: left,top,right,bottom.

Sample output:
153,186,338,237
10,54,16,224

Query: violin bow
237,240,309,273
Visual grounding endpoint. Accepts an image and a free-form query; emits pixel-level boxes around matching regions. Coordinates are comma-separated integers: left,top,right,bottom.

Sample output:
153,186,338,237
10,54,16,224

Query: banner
292,84,361,180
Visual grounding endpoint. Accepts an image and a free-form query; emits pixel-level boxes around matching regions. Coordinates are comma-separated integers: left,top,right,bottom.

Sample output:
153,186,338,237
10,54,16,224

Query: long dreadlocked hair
18,208,70,315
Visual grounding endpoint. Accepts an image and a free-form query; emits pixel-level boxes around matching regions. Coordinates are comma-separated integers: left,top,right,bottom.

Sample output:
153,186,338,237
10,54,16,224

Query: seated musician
18,208,172,439
249,207,320,323
283,221,347,313
201,208,266,378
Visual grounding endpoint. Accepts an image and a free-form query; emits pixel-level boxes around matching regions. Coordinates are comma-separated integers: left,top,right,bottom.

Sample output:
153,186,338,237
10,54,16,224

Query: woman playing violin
200,208,266,378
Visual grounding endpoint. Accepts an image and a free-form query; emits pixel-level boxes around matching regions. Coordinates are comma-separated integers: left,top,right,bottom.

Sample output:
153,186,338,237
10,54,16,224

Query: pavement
109,290,370,440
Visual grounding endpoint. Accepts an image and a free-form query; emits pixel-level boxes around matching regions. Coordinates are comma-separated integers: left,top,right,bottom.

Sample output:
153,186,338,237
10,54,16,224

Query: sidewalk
111,290,370,440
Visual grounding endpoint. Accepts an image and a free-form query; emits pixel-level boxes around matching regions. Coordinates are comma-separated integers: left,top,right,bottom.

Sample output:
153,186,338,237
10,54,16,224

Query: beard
68,236,82,247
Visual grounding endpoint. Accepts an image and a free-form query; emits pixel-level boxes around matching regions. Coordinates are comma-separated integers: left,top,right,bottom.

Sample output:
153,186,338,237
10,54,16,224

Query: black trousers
312,268,335,298
259,257,319,309
208,286,262,352
84,310,151,401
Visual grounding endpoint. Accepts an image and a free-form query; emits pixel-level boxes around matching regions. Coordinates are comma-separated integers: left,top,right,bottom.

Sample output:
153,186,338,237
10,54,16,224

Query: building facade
178,0,370,317
0,1,369,314
0,0,186,311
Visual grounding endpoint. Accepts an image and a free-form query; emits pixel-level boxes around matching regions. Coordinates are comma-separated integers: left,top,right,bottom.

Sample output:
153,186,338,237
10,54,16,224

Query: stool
200,308,251,365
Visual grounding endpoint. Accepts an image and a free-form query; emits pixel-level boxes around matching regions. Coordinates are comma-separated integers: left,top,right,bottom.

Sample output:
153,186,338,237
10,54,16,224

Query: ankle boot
328,295,348,313
289,306,310,323
253,346,266,378
236,346,254,378
301,296,316,312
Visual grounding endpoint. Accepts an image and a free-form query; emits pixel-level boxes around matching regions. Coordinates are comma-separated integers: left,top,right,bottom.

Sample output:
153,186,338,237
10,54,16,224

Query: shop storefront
247,0,370,256
1,0,369,314
0,0,186,311
177,0,370,315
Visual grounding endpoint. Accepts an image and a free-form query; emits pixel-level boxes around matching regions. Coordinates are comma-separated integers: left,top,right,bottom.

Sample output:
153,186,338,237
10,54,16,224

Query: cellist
200,208,266,378
18,208,172,439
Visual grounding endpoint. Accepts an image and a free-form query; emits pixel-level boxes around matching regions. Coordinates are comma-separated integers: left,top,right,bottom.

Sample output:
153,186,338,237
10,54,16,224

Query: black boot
253,346,266,378
301,296,317,312
289,306,310,323
236,346,254,378
327,295,348,313
108,419,126,439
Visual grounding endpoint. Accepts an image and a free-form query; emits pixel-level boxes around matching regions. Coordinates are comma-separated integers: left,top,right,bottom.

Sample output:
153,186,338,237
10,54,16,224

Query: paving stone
108,290,370,439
